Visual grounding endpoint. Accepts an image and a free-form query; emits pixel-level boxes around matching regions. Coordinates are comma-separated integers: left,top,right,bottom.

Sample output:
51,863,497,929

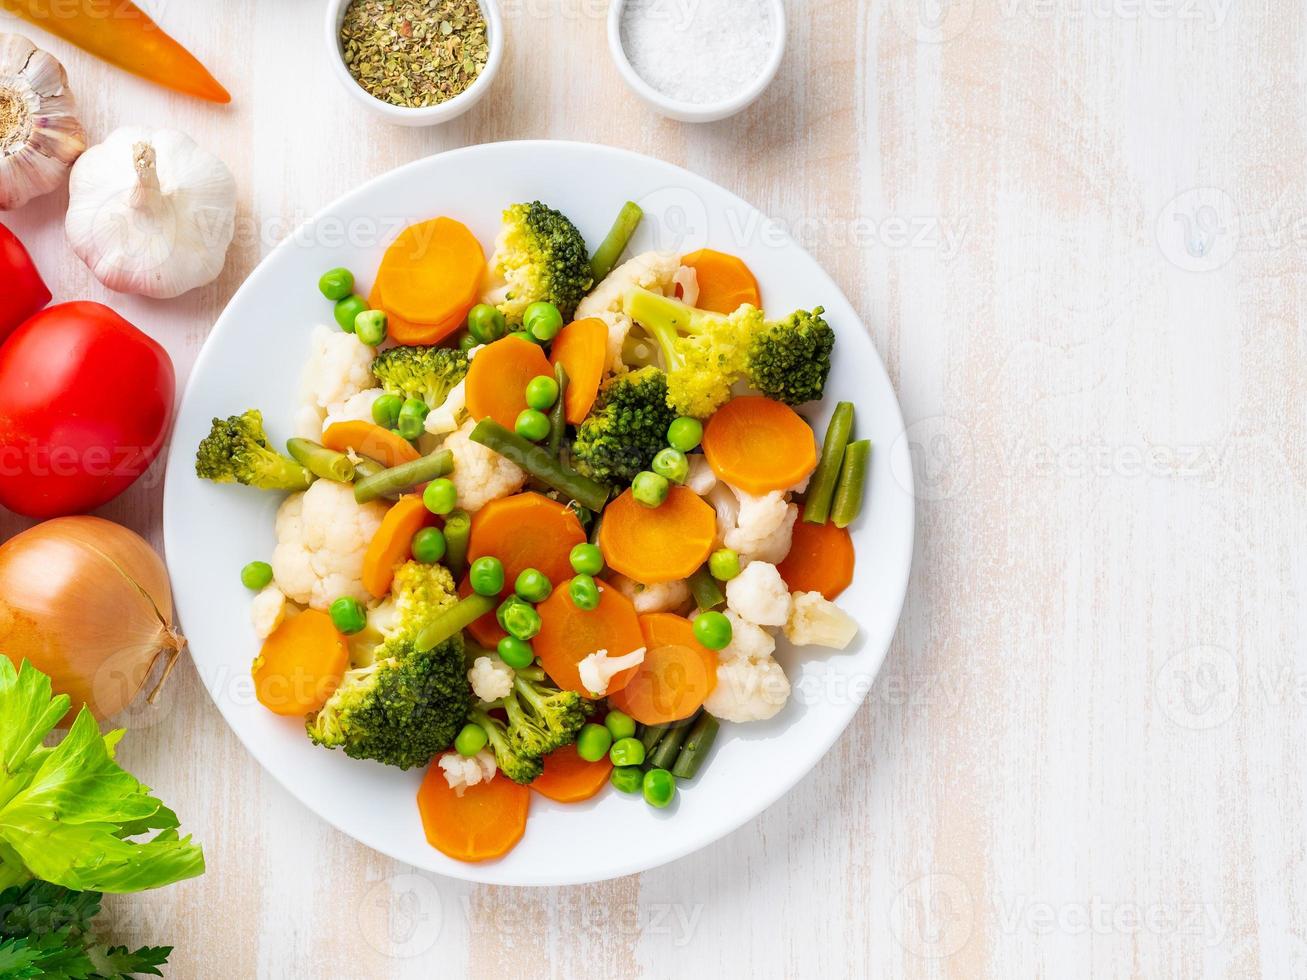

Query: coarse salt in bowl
607,0,787,123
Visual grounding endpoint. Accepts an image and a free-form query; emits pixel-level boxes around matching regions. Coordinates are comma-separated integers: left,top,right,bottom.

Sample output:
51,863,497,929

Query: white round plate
163,141,913,886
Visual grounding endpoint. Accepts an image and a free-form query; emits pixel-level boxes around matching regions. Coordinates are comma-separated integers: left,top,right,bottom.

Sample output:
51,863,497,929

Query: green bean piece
831,439,871,529
467,419,609,512
803,401,855,525
639,723,668,753
352,457,385,481
415,593,497,652
646,717,694,771
671,712,720,779
547,362,569,458
443,508,472,578
590,201,644,282
287,437,356,483
353,449,454,504
687,565,725,611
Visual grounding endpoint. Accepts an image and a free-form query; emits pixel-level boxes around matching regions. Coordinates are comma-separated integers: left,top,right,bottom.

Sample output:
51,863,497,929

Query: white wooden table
2,0,1297,976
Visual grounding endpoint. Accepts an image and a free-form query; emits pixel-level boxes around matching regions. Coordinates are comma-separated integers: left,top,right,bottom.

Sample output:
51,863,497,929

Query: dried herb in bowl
340,0,489,108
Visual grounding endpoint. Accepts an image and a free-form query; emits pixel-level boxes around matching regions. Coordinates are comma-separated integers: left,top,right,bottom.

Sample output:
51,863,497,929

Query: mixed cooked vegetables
195,199,870,863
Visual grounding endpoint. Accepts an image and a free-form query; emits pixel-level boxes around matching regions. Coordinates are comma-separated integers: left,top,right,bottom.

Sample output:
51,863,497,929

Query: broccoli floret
195,409,312,491
469,668,591,785
626,287,766,418
488,201,593,323
745,307,834,406
371,345,469,410
571,366,678,484
306,561,470,769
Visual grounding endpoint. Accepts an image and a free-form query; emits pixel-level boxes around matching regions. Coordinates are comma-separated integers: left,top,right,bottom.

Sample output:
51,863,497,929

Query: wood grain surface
1,0,1297,976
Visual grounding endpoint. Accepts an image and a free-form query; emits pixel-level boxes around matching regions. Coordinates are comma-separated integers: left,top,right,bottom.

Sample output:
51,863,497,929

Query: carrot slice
322,420,421,469
531,743,614,803
366,280,432,348
362,495,433,597
534,578,644,697
597,486,715,584
374,217,484,339
549,317,608,423
778,509,855,599
701,396,818,495
417,764,530,862
463,492,587,645
252,610,348,716
608,614,717,725
465,336,554,430
680,248,761,314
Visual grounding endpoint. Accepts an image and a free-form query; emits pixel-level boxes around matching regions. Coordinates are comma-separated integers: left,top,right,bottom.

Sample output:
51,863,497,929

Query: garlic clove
0,33,86,211
65,126,237,299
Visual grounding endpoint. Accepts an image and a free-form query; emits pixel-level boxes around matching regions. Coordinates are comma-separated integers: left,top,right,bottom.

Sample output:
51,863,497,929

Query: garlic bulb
65,127,237,298
0,34,86,211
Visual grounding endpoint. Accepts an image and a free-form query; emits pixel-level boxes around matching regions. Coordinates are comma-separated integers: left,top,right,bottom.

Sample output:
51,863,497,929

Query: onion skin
0,516,184,722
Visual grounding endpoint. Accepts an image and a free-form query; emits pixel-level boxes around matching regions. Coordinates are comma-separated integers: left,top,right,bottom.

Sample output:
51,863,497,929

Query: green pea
329,596,367,635
422,478,458,515
372,393,403,429
576,723,614,762
354,309,387,346
469,556,505,596
604,710,636,741
499,598,542,641
693,610,733,651
569,542,604,576
458,332,479,352
411,527,446,564
334,294,369,332
318,267,354,301
569,574,600,610
397,398,429,440
467,303,508,344
497,635,535,669
652,447,689,484
523,301,564,341
525,374,560,411
709,548,741,581
514,567,553,603
642,768,677,808
240,560,273,591
515,408,551,442
609,736,646,767
610,766,644,794
667,417,703,452
632,471,670,508
455,723,488,757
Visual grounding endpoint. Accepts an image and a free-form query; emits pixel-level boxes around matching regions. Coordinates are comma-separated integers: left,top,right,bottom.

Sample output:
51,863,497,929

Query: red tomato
0,303,175,518
0,222,51,344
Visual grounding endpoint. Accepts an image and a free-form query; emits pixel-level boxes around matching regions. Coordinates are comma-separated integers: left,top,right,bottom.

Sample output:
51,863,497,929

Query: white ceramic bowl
163,141,913,885
324,0,504,127
607,0,786,123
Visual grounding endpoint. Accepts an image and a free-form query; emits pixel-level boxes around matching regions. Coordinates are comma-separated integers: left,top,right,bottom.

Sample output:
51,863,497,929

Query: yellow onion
0,516,185,721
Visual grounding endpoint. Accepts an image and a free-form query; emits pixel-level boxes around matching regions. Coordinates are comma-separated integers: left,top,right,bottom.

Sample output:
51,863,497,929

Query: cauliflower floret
785,591,859,649
323,387,384,431
250,584,288,639
469,654,515,702
725,561,793,628
704,657,790,722
438,749,497,797
672,264,699,307
443,418,526,512
424,378,468,436
685,454,717,496
296,324,376,438
577,647,647,697
574,250,679,373
608,573,691,614
271,479,390,610
708,482,740,548
723,486,798,564
718,610,777,663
